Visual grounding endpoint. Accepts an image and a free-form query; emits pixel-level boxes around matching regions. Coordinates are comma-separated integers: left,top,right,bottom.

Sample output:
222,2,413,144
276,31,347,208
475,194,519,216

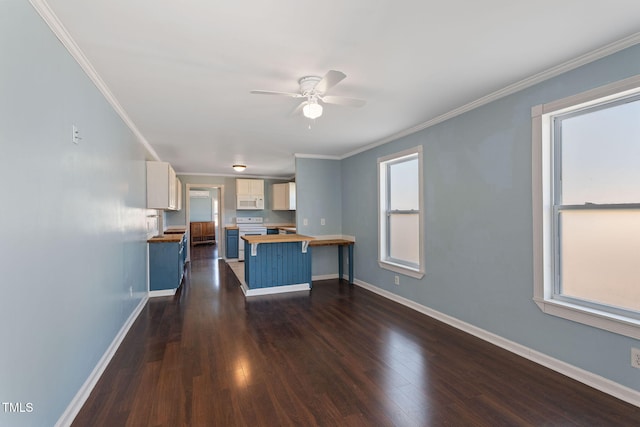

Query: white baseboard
149,288,177,297
241,282,310,297
353,278,640,408
312,273,339,281
55,296,148,427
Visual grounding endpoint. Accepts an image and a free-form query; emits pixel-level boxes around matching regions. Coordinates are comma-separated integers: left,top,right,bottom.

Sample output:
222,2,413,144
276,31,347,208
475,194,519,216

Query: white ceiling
41,0,640,178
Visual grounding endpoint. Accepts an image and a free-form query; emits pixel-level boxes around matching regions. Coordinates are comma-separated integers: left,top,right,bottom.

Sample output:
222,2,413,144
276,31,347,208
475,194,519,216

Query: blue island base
242,241,312,297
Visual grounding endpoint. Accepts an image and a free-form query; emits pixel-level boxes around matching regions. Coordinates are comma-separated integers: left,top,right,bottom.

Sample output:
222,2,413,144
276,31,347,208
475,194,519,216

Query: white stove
236,217,267,261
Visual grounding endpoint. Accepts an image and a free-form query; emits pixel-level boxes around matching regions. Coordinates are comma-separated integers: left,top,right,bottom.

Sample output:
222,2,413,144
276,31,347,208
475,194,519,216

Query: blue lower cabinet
226,229,239,258
149,239,185,291
244,242,312,289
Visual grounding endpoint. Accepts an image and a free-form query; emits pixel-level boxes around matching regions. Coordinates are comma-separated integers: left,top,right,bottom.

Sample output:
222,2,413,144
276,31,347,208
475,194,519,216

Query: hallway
72,257,640,426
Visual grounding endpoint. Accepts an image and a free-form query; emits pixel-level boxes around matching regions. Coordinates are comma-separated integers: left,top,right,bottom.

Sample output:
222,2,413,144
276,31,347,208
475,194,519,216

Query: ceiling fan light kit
251,70,365,121
302,101,323,119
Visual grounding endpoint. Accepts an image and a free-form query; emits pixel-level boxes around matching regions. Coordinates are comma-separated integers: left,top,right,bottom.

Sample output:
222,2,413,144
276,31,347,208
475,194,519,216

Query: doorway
185,183,225,263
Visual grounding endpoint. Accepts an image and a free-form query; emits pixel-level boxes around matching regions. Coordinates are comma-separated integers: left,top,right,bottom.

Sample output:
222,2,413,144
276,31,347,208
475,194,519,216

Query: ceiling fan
250,70,365,120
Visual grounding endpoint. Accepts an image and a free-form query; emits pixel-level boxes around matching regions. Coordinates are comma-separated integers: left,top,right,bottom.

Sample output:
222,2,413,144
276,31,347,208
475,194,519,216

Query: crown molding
28,0,161,161
177,172,295,180
341,32,640,160
294,153,342,160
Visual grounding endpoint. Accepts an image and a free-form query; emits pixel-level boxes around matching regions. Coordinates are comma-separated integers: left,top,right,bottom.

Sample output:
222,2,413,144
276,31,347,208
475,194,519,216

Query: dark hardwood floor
72,247,640,426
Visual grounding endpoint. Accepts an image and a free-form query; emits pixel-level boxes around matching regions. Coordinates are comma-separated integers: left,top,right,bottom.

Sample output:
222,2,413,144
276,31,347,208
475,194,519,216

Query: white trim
178,172,295,180
28,0,161,162
312,273,340,281
294,153,342,160
241,282,311,297
55,296,148,427
378,146,425,279
149,289,177,297
185,183,225,263
535,298,640,340
377,260,425,279
532,75,640,340
341,33,640,160
352,279,640,408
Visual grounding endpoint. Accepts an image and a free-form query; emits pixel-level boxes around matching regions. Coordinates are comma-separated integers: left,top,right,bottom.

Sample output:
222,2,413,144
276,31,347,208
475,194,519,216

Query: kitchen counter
164,227,187,234
308,238,355,284
148,231,187,295
276,226,296,233
224,225,239,230
240,234,314,297
241,233,314,244
148,233,185,243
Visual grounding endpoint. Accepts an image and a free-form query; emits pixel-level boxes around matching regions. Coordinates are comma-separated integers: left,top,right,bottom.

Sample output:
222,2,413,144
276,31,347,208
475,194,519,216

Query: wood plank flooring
72,246,640,426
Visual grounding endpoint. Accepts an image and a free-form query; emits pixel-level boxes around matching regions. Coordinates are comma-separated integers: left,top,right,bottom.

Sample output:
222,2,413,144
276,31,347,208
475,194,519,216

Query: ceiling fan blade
314,70,346,94
250,90,303,98
290,100,307,116
320,95,366,107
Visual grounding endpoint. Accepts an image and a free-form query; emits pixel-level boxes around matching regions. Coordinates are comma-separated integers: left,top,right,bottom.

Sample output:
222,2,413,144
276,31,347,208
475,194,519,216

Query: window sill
378,260,425,279
534,297,640,340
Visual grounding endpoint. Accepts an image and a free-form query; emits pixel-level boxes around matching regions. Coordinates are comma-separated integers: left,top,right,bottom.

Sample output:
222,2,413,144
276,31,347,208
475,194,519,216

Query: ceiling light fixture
302,100,323,120
232,164,246,172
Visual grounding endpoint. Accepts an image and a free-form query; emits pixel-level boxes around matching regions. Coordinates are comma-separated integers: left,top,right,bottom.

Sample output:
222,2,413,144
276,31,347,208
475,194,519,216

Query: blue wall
189,188,214,222
0,1,150,425
296,158,345,276
295,158,342,236
340,45,640,391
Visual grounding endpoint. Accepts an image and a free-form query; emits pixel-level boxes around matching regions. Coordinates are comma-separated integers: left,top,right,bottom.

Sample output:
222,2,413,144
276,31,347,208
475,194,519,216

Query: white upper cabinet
147,161,180,210
175,177,182,211
272,182,296,210
236,179,264,210
236,178,264,196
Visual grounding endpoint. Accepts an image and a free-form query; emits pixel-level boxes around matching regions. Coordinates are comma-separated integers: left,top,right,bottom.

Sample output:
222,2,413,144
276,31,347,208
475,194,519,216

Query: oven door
238,231,264,261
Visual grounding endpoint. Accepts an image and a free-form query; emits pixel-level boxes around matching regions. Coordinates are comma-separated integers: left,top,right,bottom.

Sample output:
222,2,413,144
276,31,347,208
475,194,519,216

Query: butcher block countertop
240,234,315,244
148,233,185,243
308,238,354,247
164,227,187,234
224,225,239,230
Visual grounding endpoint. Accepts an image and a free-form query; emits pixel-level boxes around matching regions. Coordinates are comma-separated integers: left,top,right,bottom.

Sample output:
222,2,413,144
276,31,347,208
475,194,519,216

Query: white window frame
378,146,425,279
532,74,640,340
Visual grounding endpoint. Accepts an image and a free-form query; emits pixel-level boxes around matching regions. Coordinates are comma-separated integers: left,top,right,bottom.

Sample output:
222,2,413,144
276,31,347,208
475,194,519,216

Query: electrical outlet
394,275,399,286
303,218,308,226
632,348,640,369
321,218,325,226
72,125,81,144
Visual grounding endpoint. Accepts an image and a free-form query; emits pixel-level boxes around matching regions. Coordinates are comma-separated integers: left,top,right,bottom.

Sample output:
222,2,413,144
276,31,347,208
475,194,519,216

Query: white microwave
237,195,264,210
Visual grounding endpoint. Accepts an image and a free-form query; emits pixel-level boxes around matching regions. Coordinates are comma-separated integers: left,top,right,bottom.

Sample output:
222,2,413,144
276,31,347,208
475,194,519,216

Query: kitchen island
240,234,315,296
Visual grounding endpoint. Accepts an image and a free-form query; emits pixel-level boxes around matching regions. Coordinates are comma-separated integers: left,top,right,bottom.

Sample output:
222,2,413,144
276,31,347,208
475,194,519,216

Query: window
532,75,640,339
378,146,424,278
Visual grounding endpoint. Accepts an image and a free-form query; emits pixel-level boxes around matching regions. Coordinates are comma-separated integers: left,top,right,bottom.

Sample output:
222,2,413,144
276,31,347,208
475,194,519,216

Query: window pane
560,98,640,205
389,157,418,210
559,209,640,312
389,213,419,265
